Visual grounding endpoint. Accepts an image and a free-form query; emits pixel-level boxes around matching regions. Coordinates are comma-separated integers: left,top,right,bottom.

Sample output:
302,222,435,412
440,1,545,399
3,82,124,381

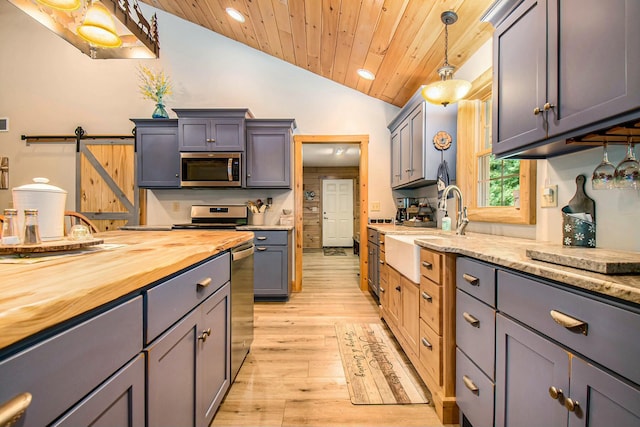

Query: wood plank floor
212,250,457,427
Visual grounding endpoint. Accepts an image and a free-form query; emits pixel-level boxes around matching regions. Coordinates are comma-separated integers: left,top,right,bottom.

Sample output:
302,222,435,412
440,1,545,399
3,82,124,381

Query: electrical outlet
540,185,558,208
371,201,381,211
172,201,181,212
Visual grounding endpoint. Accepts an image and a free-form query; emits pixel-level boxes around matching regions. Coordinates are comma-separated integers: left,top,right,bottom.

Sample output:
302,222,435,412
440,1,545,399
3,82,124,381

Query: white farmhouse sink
385,234,443,283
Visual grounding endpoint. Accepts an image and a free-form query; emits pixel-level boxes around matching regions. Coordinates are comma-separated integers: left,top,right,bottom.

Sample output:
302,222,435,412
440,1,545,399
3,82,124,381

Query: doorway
322,179,354,247
294,135,369,292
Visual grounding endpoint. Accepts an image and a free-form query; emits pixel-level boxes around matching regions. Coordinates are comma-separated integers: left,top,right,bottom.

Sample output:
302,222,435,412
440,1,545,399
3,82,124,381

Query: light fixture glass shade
226,7,246,23
77,2,122,48
422,79,472,107
36,0,82,10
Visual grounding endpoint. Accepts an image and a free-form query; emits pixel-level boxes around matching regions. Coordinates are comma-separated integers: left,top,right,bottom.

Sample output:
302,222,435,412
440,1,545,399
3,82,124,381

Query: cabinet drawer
498,270,640,385
456,257,496,306
419,318,442,386
456,289,496,380
420,248,442,284
146,252,230,343
254,230,288,246
419,276,442,335
0,297,142,427
456,348,494,427
367,228,377,243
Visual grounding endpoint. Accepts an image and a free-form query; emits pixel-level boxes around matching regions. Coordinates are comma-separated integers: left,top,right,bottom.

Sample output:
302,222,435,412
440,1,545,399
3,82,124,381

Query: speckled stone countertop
368,224,640,306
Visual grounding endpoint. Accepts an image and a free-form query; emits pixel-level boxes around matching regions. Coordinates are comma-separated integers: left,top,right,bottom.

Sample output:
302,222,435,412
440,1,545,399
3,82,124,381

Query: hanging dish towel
436,160,452,207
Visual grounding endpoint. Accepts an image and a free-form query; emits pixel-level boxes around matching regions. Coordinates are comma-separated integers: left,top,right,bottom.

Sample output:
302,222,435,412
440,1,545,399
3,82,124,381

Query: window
457,70,536,225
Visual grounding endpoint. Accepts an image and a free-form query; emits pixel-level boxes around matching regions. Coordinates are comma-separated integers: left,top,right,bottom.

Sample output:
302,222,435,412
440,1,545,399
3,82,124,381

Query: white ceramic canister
12,177,67,241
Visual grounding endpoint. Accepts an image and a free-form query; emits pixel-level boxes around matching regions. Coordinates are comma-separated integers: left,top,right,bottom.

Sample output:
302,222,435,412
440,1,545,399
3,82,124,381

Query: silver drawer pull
257,247,268,251
379,260,385,265
421,337,432,349
197,277,212,288
380,287,385,293
463,273,479,286
0,392,32,427
549,310,588,335
463,312,480,327
462,375,479,394
256,236,267,240
422,261,433,270
421,291,432,302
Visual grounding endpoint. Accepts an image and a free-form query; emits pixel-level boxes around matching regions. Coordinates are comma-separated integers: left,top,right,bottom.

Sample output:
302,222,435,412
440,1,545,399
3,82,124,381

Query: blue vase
152,102,169,119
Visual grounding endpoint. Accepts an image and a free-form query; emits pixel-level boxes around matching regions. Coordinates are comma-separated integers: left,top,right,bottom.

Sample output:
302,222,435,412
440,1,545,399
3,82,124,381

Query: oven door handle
232,244,255,261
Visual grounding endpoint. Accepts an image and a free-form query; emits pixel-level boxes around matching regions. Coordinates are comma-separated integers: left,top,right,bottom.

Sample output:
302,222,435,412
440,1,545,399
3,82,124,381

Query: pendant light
36,0,81,10
422,11,471,107
77,1,122,48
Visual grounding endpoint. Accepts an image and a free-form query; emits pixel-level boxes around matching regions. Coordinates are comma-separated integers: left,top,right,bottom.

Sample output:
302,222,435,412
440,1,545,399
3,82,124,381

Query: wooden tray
0,238,104,254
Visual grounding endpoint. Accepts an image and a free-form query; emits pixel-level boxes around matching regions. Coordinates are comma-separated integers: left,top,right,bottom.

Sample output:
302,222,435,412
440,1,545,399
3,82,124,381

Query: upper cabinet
173,108,254,152
388,87,458,189
488,0,640,158
131,119,180,188
245,119,296,188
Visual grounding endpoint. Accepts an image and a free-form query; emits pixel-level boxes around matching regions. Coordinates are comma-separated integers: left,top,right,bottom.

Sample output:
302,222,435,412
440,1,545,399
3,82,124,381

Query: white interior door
322,179,354,247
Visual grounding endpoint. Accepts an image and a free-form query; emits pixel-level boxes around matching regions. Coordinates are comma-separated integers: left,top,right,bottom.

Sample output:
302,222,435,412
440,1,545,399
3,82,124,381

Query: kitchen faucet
440,185,469,235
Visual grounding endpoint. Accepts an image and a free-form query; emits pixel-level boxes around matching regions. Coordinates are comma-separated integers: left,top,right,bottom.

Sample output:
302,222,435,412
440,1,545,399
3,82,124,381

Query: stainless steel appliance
180,152,241,187
172,204,253,380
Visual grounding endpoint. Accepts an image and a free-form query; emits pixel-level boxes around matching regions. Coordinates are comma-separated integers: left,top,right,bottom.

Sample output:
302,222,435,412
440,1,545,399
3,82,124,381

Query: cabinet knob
247,174,251,177
543,102,555,111
564,397,580,412
175,174,179,178
198,328,212,342
206,138,216,143
395,285,401,292
548,386,564,400
534,107,543,115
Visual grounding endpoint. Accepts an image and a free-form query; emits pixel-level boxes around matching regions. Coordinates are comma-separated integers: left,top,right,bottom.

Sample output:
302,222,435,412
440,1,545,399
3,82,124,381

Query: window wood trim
457,97,536,225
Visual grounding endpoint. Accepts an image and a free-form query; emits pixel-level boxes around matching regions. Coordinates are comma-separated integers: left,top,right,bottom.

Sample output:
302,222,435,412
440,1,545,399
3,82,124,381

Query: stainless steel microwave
180,152,242,187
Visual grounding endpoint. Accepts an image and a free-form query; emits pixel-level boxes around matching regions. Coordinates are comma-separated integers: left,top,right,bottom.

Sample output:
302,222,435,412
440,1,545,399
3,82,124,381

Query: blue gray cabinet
489,0,640,158
146,283,230,427
387,87,457,189
131,118,180,188
367,228,380,298
253,230,292,301
245,119,295,188
0,297,143,427
174,108,253,152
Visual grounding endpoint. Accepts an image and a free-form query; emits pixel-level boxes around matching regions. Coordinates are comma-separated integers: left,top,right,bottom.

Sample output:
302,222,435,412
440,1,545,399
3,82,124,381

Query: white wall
0,1,399,224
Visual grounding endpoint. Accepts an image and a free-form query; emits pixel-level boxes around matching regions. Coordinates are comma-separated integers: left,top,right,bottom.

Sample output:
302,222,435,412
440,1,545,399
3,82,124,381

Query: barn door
76,138,143,232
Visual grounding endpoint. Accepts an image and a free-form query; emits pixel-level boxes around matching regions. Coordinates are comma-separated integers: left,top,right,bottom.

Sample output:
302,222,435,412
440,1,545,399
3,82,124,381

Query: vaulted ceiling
142,0,495,107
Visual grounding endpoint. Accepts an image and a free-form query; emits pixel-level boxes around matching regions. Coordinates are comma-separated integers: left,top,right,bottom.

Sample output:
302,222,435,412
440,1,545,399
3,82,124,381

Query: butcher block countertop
0,230,253,351
369,224,640,306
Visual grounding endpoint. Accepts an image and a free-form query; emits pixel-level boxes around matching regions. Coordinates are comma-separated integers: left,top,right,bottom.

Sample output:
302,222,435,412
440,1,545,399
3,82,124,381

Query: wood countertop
0,230,253,351
368,224,640,306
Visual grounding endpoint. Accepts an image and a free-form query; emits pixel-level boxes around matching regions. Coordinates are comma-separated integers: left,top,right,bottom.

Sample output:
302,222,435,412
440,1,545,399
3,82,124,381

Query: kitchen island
0,229,253,427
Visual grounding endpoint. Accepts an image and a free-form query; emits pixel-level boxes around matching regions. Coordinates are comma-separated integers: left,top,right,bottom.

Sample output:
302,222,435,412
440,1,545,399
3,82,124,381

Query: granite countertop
237,225,294,231
0,230,254,351
369,224,640,306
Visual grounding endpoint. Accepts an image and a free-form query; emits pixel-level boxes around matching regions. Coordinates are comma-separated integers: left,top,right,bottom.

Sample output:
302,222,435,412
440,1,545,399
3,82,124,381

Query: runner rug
335,323,430,405
323,247,347,256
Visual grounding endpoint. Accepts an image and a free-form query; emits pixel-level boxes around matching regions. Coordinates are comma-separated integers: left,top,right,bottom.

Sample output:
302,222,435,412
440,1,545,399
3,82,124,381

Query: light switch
371,201,381,211
540,185,558,208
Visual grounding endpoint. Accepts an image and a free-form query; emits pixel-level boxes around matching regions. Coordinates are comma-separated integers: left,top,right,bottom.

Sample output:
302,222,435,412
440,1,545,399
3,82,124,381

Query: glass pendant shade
422,78,472,107
77,2,122,48
36,0,82,10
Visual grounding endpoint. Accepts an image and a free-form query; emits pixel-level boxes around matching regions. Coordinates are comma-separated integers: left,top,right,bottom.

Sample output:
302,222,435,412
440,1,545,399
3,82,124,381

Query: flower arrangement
137,64,172,104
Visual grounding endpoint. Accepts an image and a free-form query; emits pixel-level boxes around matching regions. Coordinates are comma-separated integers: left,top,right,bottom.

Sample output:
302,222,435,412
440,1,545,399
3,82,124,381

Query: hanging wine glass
591,140,616,190
614,137,640,190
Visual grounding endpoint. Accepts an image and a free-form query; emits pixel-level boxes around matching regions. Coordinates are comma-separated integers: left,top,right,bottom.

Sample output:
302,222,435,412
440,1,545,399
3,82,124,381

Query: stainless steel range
173,204,253,380
172,204,248,229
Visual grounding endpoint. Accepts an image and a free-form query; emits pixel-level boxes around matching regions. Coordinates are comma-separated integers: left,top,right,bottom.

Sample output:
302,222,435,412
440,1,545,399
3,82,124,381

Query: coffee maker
396,197,417,223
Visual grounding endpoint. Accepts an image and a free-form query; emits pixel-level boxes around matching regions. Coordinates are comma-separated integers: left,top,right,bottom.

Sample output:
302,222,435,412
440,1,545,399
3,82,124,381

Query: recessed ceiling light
357,68,375,80
226,7,245,23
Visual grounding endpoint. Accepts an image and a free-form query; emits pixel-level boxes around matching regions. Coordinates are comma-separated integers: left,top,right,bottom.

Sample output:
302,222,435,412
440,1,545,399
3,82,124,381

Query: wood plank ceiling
142,0,495,107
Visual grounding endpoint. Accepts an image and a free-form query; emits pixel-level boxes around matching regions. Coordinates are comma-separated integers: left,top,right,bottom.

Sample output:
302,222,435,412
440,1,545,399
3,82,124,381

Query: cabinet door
407,104,424,184
390,130,402,187
246,127,290,188
199,283,231,427
52,355,145,427
179,118,210,151
254,245,288,298
568,357,640,427
137,125,180,188
386,267,402,327
210,118,244,151
495,314,569,427
398,120,411,185
492,0,547,156
547,0,640,137
400,277,420,355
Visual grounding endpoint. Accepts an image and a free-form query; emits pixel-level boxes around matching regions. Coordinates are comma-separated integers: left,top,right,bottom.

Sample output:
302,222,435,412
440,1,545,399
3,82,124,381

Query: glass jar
1,208,21,245
23,208,41,245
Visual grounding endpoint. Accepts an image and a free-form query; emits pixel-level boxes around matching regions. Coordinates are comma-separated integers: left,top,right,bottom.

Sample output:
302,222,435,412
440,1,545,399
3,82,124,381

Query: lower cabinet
253,230,292,300
146,282,231,427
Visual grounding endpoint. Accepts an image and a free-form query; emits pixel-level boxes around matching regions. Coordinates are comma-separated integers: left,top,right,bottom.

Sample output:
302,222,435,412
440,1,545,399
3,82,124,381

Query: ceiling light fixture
9,0,159,59
226,7,245,23
36,0,81,11
421,11,471,107
77,1,122,48
357,68,375,80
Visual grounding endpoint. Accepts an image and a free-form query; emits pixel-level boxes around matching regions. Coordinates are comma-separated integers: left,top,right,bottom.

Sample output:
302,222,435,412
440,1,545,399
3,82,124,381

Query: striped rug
335,323,430,405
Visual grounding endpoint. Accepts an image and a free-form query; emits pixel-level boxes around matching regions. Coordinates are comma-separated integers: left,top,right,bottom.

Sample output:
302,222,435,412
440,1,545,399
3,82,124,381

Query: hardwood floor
212,250,456,427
